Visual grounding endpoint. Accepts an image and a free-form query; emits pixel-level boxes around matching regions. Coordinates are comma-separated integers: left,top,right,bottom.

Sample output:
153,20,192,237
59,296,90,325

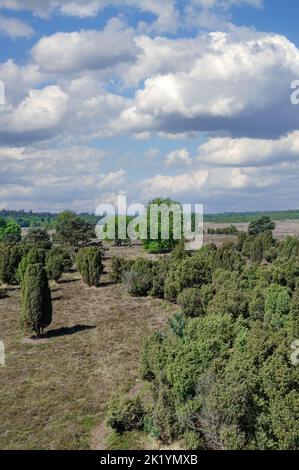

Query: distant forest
1,208,299,228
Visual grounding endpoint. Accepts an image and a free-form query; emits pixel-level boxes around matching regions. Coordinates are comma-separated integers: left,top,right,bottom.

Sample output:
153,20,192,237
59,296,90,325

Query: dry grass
204,220,299,246
0,246,177,450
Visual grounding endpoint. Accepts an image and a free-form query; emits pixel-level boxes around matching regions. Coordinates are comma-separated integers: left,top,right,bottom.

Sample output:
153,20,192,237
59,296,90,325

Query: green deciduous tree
248,217,275,236
24,228,52,249
0,220,21,244
142,198,181,254
55,211,94,247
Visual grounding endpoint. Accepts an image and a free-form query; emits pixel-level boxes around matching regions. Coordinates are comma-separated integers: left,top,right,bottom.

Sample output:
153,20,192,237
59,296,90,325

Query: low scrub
106,395,145,434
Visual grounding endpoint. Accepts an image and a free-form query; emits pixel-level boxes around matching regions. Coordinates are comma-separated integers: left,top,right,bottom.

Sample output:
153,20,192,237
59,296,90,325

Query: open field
0,246,177,450
204,219,299,245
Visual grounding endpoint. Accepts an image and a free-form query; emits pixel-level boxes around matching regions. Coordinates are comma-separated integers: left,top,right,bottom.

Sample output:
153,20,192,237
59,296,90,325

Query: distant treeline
0,210,100,228
2,208,299,229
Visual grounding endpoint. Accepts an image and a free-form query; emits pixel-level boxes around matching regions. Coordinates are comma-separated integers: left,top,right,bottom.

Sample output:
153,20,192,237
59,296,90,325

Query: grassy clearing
0,246,176,450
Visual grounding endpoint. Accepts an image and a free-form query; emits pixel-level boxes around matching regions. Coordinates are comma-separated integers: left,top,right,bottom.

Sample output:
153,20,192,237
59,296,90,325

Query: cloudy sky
1,0,299,213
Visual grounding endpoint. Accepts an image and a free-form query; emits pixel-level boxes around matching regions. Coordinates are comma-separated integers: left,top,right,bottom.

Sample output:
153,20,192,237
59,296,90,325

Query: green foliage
211,243,245,272
47,246,73,272
76,247,103,286
264,284,291,329
150,257,171,299
109,256,134,283
17,247,46,285
164,255,211,302
290,283,299,337
21,263,52,337
183,431,205,450
141,198,181,254
55,211,94,247
140,226,299,449
106,395,145,434
0,220,21,244
207,271,248,318
140,331,167,382
46,255,64,283
264,246,278,263
124,258,154,297
177,288,204,318
151,384,177,444
279,236,299,260
248,286,265,320
248,217,275,236
0,244,23,285
24,228,52,249
250,237,264,264
208,225,239,235
169,313,186,338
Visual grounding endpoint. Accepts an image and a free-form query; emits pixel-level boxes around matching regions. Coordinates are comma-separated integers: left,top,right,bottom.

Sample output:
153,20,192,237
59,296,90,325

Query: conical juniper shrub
0,244,23,285
76,247,103,286
21,263,52,337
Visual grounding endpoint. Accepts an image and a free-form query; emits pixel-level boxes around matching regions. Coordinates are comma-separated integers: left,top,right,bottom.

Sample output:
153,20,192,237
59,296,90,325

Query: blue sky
1,0,299,213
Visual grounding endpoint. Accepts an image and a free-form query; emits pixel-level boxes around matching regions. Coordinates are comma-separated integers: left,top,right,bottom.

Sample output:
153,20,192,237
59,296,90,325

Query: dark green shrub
171,239,189,261
46,255,64,282
21,263,52,337
152,384,177,444
106,395,145,434
264,284,290,329
248,286,265,320
140,331,166,382
24,228,52,249
290,283,299,337
177,288,204,318
164,276,179,303
279,236,299,260
0,244,23,285
47,247,73,272
124,259,154,297
17,248,46,285
248,217,275,236
150,257,171,299
183,431,204,450
265,246,278,263
164,256,211,301
211,243,245,272
200,283,215,308
169,312,186,338
110,256,134,283
250,237,263,264
76,247,103,286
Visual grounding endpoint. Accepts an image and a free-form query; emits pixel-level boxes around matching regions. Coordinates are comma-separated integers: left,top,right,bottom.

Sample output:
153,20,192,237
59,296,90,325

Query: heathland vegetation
0,204,299,450
106,216,299,450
